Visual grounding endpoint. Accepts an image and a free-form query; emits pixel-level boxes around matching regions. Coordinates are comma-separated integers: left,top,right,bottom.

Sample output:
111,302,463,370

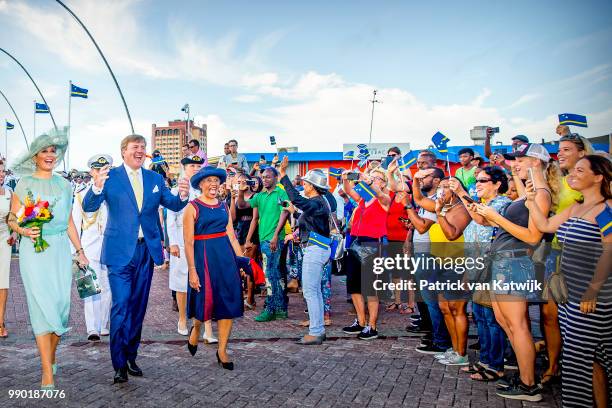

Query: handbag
73,259,102,299
542,250,568,304
323,197,345,260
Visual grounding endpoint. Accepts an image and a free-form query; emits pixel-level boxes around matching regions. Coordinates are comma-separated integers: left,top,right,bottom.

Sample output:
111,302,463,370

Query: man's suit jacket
82,165,187,267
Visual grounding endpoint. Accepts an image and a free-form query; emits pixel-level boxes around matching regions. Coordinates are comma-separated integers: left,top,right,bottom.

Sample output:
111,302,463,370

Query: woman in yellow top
413,173,472,366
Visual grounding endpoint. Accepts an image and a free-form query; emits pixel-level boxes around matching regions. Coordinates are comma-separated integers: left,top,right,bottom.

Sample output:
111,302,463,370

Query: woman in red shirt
341,168,391,340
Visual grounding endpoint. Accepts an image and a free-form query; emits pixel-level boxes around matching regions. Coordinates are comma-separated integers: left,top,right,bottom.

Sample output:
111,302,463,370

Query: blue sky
1,0,611,168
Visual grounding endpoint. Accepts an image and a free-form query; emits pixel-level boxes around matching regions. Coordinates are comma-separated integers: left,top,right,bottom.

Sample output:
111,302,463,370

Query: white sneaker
434,348,455,360
100,328,110,336
203,335,218,344
440,354,469,366
177,322,189,336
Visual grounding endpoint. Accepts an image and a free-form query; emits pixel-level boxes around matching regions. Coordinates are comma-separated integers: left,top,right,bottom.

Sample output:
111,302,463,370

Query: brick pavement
0,259,559,407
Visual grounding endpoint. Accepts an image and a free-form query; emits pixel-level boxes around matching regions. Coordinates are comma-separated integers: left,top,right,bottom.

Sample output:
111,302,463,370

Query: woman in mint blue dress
8,128,89,389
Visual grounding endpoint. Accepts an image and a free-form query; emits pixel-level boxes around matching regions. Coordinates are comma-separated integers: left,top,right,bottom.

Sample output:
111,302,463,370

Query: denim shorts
491,255,539,300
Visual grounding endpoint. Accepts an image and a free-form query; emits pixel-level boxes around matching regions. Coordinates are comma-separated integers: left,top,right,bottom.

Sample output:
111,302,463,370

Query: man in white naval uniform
166,155,217,343
72,154,113,342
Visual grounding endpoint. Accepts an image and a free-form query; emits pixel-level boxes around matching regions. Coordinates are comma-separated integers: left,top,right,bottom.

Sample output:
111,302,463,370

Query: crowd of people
0,125,610,407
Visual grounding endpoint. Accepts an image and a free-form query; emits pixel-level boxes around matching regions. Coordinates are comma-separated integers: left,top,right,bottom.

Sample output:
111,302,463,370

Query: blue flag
353,181,376,201
357,143,368,150
558,113,587,127
399,151,418,171
595,205,612,237
35,102,49,114
70,83,89,98
329,167,344,178
431,131,449,153
308,231,331,250
6,121,14,130
343,150,355,160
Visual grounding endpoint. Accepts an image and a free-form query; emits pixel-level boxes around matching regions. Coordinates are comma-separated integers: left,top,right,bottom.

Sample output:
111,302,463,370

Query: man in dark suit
83,134,189,383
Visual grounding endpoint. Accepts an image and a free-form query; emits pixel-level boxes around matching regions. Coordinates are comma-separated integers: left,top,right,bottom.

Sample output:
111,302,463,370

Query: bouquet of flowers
16,191,54,252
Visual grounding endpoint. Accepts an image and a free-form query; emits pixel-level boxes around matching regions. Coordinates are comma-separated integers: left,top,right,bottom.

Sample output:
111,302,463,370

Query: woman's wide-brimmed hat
302,169,330,190
191,166,227,189
11,126,69,176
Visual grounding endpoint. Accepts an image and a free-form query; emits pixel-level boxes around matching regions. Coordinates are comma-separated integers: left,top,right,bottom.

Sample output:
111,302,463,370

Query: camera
346,172,360,181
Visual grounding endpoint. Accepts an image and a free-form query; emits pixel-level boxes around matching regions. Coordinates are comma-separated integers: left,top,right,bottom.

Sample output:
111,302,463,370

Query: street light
368,89,380,144
55,0,134,134
0,48,57,133
0,89,29,149
181,103,191,140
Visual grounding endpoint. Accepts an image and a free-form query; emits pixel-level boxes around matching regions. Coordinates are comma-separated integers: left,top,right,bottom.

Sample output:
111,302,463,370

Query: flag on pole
353,181,376,201
329,167,344,179
35,102,49,114
398,151,418,171
70,83,89,98
343,150,355,160
431,131,449,153
558,113,587,127
6,122,14,130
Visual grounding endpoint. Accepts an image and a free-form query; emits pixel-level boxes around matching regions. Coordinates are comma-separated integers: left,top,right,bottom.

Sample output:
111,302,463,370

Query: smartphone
462,195,476,204
490,127,500,133
246,180,256,187
346,172,360,181
381,155,394,170
527,168,535,186
269,136,276,145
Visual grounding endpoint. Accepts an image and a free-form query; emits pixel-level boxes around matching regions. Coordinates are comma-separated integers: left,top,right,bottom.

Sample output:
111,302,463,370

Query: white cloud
506,93,541,109
233,95,261,103
472,88,492,107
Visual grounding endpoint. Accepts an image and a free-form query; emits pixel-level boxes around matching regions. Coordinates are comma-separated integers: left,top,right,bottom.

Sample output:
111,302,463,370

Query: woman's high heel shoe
187,327,198,356
216,351,234,370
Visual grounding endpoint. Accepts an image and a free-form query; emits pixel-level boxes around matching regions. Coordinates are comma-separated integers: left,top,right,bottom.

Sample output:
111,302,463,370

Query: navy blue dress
187,199,244,321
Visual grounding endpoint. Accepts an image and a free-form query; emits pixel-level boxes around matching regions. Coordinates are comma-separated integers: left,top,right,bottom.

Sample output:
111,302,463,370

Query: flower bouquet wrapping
16,191,53,252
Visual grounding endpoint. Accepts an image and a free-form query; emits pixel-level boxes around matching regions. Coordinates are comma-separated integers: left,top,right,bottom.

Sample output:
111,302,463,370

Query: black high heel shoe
187,327,198,356
216,351,234,370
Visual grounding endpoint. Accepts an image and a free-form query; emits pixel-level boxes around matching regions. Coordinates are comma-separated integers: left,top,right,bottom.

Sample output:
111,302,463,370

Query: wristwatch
405,203,413,210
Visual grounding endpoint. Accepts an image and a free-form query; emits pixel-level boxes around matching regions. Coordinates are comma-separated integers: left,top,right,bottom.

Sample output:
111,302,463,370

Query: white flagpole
33,100,36,141
4,121,7,162
67,80,72,170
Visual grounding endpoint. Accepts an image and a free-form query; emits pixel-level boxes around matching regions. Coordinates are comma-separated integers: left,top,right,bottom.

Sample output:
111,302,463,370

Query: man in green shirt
454,148,477,190
237,167,289,321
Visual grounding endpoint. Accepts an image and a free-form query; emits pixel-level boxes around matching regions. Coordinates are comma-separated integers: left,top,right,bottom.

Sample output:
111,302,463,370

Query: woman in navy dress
184,166,243,370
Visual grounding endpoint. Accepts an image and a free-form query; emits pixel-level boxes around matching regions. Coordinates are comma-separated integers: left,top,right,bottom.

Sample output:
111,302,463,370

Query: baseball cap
87,154,113,169
503,143,550,162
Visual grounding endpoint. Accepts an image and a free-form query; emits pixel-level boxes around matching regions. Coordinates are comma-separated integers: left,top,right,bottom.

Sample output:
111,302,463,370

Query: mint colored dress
15,175,73,336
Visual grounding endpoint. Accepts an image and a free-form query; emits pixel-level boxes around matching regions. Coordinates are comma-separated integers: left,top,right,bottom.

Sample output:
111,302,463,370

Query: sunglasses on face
476,178,492,183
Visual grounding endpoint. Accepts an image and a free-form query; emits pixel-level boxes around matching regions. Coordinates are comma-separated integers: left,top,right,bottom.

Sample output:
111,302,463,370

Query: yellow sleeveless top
429,223,464,258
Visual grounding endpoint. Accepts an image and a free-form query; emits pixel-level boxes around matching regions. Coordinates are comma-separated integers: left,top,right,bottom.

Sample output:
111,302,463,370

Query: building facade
151,120,207,174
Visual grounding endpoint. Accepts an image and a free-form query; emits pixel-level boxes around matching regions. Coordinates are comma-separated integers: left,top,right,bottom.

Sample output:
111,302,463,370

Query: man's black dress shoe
113,367,128,384
127,360,143,376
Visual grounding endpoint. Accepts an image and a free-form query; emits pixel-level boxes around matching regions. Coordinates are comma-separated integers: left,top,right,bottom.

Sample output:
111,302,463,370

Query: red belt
194,232,227,240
